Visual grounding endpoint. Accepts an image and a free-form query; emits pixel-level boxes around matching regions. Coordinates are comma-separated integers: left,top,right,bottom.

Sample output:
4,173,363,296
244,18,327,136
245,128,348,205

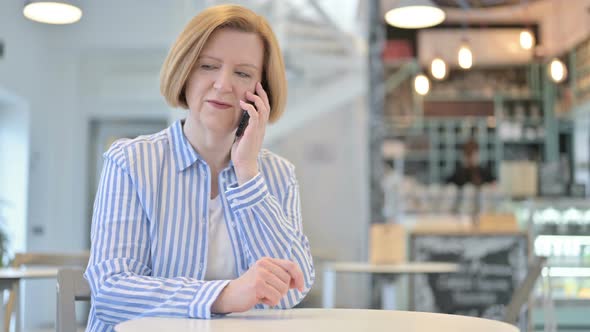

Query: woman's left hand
231,81,270,185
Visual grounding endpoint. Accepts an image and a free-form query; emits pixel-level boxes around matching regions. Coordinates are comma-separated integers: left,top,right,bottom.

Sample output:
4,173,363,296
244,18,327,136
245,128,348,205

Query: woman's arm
225,164,315,308
85,147,229,326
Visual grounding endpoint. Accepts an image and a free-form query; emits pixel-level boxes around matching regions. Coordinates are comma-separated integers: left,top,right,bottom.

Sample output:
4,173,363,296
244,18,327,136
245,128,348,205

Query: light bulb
519,30,535,50
414,74,430,96
430,58,447,80
549,58,567,83
458,44,473,69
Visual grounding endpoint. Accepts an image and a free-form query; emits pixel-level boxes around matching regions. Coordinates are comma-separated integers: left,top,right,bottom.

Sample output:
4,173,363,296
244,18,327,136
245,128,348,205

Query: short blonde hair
160,4,287,123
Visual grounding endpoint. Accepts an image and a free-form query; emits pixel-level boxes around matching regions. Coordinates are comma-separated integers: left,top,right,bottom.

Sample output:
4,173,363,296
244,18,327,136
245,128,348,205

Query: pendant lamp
24,1,82,24
385,0,445,29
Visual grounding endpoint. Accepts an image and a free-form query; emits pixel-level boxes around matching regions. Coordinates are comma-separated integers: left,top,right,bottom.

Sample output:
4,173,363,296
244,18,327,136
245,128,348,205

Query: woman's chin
202,123,236,138
198,116,235,134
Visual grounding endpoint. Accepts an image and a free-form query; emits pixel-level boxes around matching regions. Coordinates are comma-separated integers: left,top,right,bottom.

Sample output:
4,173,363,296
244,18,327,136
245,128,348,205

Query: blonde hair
160,4,287,123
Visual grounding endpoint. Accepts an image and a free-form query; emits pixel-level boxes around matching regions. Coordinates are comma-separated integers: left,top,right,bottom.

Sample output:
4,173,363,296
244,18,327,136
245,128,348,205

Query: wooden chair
56,268,91,332
3,252,89,332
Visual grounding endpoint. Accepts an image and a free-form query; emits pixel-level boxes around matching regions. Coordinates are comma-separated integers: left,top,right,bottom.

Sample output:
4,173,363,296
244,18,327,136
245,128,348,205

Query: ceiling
432,0,540,8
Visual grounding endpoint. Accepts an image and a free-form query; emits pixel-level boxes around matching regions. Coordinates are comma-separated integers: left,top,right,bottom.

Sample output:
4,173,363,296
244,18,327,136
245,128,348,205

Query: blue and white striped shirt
84,119,315,332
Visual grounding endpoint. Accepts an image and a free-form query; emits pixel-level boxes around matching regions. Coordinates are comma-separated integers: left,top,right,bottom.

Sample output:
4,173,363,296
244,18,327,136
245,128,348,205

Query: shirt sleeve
224,168,315,309
84,146,229,326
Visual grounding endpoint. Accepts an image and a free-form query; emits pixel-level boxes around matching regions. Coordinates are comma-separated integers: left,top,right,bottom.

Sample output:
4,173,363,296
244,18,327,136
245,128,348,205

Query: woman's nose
213,69,233,92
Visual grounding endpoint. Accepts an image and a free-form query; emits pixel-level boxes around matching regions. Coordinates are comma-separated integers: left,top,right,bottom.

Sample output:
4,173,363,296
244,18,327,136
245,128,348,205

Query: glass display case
515,199,590,330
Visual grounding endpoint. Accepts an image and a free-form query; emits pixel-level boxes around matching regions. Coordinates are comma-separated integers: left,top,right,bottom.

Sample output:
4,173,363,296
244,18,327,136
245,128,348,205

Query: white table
115,308,518,332
0,267,58,286
322,262,459,309
0,267,59,332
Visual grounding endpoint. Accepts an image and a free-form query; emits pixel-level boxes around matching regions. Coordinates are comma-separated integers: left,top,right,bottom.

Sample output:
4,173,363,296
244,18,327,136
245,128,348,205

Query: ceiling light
414,74,430,96
549,58,567,83
385,0,445,29
458,43,473,69
23,1,82,25
519,30,535,50
430,57,447,80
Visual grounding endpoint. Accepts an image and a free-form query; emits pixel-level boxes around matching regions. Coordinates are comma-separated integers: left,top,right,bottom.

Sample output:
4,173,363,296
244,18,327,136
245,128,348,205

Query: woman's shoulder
103,128,170,167
258,149,296,176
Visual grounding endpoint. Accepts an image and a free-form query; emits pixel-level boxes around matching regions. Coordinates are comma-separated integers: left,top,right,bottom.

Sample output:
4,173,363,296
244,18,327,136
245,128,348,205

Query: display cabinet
514,199,590,331
383,64,552,185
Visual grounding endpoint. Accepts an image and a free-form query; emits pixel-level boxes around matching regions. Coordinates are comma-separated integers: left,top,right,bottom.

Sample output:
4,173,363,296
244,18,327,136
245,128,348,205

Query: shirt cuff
225,172,269,211
189,280,231,319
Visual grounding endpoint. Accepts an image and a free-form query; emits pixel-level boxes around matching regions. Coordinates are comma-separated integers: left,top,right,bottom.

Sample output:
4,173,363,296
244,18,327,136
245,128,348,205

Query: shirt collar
169,119,200,172
168,119,238,173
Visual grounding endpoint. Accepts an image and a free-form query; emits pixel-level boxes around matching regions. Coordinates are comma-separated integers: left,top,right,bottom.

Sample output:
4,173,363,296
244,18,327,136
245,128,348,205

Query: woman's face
185,28,264,136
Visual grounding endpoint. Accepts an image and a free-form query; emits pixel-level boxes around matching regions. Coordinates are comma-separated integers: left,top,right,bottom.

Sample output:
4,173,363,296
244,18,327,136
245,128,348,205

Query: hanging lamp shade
414,74,430,95
519,29,535,50
430,57,447,80
23,1,82,24
458,42,473,69
385,0,445,29
549,58,567,83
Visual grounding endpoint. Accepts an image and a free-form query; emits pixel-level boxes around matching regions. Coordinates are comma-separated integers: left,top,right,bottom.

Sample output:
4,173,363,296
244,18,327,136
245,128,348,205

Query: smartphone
235,110,250,138
236,88,261,138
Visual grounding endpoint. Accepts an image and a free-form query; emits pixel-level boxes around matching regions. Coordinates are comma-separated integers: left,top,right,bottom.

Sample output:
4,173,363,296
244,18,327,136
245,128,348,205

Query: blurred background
1,0,590,331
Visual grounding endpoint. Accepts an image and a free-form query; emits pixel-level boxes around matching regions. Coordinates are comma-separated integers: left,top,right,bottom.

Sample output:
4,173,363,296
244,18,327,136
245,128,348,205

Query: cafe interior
1,0,590,331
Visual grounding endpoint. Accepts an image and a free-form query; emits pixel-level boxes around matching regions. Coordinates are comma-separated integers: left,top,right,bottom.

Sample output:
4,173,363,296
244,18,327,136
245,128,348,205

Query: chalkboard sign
410,233,528,328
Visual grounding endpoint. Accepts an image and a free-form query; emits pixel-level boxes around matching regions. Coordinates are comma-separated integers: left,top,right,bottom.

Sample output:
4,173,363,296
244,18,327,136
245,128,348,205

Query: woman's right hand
211,257,304,313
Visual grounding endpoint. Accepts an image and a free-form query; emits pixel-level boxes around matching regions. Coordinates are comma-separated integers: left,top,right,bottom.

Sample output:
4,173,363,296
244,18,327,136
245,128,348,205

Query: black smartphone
236,88,262,138
235,110,250,138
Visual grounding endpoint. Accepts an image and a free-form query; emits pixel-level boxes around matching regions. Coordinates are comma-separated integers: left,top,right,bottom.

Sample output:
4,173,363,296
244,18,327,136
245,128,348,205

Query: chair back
503,256,547,325
56,268,91,332
3,251,90,332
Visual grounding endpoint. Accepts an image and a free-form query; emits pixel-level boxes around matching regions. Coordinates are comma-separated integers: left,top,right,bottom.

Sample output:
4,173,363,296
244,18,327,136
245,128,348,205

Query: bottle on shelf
529,104,542,126
513,103,526,123
563,208,584,235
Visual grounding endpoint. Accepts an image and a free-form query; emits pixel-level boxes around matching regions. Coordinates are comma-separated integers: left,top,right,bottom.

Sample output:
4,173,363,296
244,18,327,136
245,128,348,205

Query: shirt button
199,263,203,271
231,222,236,228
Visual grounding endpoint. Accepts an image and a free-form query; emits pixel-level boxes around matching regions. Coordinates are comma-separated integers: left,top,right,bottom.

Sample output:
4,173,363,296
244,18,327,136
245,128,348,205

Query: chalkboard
410,233,528,328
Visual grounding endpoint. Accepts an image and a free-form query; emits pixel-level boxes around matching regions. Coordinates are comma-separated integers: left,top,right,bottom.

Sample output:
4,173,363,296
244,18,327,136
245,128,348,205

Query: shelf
498,94,542,101
500,139,544,144
425,93,541,103
533,296,590,306
404,156,430,162
546,262,590,269
496,119,544,126
535,235,590,242
425,94,494,102
542,267,590,278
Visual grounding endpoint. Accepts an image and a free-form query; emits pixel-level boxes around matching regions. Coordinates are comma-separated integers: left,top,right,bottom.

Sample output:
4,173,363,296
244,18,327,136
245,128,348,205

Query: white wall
0,91,29,257
0,0,191,328
268,96,370,308
0,2,59,327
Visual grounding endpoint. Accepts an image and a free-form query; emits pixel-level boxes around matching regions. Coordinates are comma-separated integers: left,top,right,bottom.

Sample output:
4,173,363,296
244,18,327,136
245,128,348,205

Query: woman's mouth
206,100,232,109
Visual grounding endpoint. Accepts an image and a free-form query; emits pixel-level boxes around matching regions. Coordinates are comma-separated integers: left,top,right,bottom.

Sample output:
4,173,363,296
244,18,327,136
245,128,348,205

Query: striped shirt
84,119,315,332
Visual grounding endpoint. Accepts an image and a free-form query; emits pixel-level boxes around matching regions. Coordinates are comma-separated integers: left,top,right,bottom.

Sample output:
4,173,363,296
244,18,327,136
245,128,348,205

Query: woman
84,5,315,331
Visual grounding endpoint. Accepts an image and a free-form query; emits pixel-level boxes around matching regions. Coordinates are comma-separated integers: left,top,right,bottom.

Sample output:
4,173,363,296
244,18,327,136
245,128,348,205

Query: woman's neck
182,119,233,173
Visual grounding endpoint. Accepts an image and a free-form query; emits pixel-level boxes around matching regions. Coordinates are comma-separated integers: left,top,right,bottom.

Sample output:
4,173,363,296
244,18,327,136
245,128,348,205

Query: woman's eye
236,71,251,78
200,64,216,70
